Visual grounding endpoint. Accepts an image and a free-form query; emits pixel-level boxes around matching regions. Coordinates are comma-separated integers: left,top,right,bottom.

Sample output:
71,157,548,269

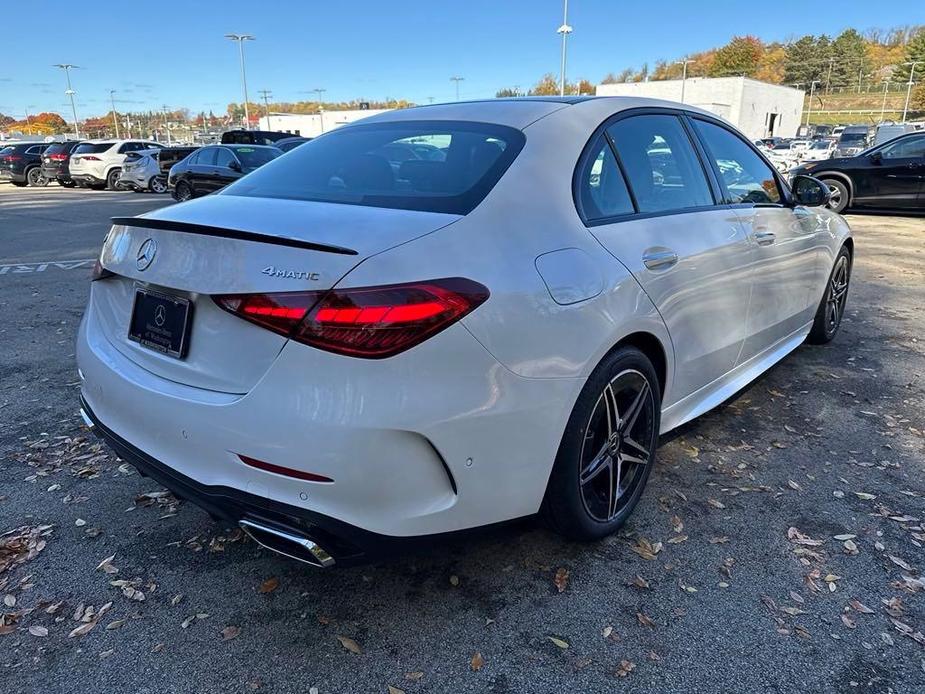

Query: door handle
642,249,679,270
754,231,776,246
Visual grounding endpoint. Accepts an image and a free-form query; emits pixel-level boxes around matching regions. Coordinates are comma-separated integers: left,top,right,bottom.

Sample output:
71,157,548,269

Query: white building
257,109,392,138
596,77,805,139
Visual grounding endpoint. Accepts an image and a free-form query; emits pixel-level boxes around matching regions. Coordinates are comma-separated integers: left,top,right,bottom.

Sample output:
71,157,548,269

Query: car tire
174,180,193,202
149,176,168,194
807,246,851,345
542,346,661,541
26,168,47,187
106,168,122,191
822,179,849,214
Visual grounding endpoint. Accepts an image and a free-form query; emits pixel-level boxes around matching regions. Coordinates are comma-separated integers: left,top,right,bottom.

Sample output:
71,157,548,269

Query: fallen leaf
707,498,726,509
709,536,729,544
616,660,636,677
387,687,405,694
470,652,485,670
336,635,362,654
850,599,874,614
553,567,569,593
602,625,613,639
888,556,914,572
629,575,650,590
548,636,569,649
853,492,876,500
449,575,459,587
833,534,856,541
636,612,655,628
29,625,48,637
667,534,688,544
258,578,279,594
221,625,240,641
404,672,424,682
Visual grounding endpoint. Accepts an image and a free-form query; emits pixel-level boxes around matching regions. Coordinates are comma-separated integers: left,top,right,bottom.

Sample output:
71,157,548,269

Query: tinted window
839,133,867,144
607,115,713,214
25,145,47,154
577,135,634,220
44,143,73,156
214,147,236,168
74,142,114,154
692,119,781,205
223,121,525,215
232,146,281,169
880,135,925,159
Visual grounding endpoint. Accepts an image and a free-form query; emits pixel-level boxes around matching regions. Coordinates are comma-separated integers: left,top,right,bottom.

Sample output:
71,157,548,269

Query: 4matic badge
262,266,321,281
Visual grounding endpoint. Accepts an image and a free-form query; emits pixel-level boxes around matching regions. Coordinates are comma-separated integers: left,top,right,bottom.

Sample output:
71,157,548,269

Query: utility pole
109,89,120,138
258,89,272,130
427,96,435,104
53,64,81,138
162,105,172,145
225,34,255,129
312,88,326,133
901,61,919,124
675,59,693,103
450,76,465,101
880,79,890,122
557,0,573,96
805,80,820,126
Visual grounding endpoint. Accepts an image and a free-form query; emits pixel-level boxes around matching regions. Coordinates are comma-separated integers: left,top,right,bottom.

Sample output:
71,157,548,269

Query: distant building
596,77,805,139
257,109,392,138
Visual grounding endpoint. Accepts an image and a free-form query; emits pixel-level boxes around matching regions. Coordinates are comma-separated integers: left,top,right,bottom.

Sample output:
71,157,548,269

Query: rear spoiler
110,217,358,256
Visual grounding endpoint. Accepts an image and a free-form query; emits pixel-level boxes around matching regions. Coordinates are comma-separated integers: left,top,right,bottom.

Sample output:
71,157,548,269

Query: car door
856,134,925,209
189,147,217,195
689,116,820,362
584,112,753,403
211,147,240,192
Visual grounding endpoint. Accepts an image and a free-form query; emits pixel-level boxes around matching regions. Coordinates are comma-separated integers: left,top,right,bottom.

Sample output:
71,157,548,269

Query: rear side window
74,142,114,154
692,119,781,205
214,148,236,168
607,115,713,214
880,135,925,159
577,135,634,221
222,121,526,215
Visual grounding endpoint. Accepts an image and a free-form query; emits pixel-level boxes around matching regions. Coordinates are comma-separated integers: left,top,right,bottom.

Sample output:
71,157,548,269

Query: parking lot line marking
0,258,95,275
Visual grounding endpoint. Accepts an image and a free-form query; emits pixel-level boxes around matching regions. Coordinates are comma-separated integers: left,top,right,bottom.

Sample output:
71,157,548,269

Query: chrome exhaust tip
238,519,335,568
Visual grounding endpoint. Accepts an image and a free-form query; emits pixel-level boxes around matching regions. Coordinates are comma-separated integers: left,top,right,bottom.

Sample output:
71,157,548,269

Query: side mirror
228,160,242,172
869,150,882,163
791,174,830,207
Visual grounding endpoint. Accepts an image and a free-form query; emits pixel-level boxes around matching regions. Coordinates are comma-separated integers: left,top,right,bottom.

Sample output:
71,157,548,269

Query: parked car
119,149,168,193
274,136,311,152
791,130,925,212
833,126,870,158
40,140,84,187
220,130,295,146
0,142,51,186
157,146,199,177
831,125,846,138
168,144,281,200
873,122,916,146
800,138,837,162
79,97,851,566
69,139,164,190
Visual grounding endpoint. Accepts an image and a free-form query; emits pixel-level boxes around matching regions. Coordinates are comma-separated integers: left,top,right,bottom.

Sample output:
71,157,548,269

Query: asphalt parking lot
1,185,923,694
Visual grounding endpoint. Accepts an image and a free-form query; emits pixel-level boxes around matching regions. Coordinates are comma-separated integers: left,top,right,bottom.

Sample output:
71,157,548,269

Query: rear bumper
41,164,69,180
0,170,25,182
71,173,106,184
118,170,150,189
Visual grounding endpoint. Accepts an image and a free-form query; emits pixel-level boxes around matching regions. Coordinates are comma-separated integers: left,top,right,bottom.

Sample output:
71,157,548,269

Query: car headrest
340,153,395,191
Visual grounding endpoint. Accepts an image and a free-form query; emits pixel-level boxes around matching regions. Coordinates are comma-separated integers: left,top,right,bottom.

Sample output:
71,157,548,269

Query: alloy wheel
826,255,849,334
27,168,47,187
579,369,656,522
176,182,192,201
150,177,167,194
826,184,842,209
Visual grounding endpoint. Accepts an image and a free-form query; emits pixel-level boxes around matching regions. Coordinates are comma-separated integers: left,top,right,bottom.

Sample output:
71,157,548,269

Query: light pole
675,59,693,103
879,79,891,122
450,76,465,101
805,80,820,127
825,57,835,94
162,105,172,145
53,64,81,138
108,89,120,138
557,0,573,96
225,34,254,129
901,61,919,124
258,89,272,129
312,88,326,133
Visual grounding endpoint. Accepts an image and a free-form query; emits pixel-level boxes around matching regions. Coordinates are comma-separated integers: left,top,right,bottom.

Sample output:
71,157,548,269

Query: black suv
791,131,925,213
40,140,84,187
0,142,51,186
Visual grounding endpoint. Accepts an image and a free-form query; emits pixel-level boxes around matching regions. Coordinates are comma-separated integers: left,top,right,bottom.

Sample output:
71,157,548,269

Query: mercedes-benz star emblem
154,304,167,327
136,238,158,271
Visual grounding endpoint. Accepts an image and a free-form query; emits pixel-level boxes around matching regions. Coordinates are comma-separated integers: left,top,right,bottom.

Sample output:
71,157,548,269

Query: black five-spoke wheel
809,246,851,344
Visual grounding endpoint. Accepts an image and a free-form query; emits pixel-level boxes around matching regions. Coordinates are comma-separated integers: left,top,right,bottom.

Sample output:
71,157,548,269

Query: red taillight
5,154,23,161
49,153,68,161
214,278,489,359
238,454,334,483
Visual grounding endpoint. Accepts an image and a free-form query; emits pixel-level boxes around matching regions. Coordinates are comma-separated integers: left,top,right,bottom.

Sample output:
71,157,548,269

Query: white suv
69,139,163,190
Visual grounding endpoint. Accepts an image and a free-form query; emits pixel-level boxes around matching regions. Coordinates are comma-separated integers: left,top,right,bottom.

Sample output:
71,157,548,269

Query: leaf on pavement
258,577,279,594
616,660,636,677
636,612,655,628
28,625,48,637
221,625,240,640
470,652,485,670
553,567,569,593
707,498,726,509
548,636,569,649
336,635,362,654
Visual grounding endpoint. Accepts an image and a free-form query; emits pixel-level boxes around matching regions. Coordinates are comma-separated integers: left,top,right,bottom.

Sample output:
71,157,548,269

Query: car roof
357,96,722,131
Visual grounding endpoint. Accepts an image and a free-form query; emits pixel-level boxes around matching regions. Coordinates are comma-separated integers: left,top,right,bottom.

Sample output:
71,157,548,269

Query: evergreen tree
905,27,925,66
831,29,869,89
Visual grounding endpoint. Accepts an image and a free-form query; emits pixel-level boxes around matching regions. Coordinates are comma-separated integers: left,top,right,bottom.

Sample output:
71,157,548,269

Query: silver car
119,149,167,193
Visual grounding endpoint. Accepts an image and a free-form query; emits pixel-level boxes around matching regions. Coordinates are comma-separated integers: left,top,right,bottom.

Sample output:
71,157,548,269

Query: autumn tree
709,36,763,77
495,87,524,98
529,73,562,96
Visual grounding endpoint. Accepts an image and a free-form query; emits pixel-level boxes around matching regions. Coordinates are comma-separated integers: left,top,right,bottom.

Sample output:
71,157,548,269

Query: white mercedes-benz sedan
78,97,852,567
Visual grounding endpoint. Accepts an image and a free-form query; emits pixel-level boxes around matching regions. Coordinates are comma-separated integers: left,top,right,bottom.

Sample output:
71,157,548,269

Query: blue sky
1,0,922,118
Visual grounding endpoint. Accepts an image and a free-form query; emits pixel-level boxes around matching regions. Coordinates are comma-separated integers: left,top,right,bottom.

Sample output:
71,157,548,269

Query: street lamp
675,59,693,104
225,34,254,129
901,61,919,124
557,0,573,97
804,80,820,127
258,89,272,129
312,88,327,133
53,63,81,138
450,76,465,101
109,89,120,138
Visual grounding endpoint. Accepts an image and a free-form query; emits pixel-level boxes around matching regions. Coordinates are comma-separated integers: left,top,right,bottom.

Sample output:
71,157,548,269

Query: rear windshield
45,143,73,155
74,142,114,154
232,146,281,169
222,121,526,215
